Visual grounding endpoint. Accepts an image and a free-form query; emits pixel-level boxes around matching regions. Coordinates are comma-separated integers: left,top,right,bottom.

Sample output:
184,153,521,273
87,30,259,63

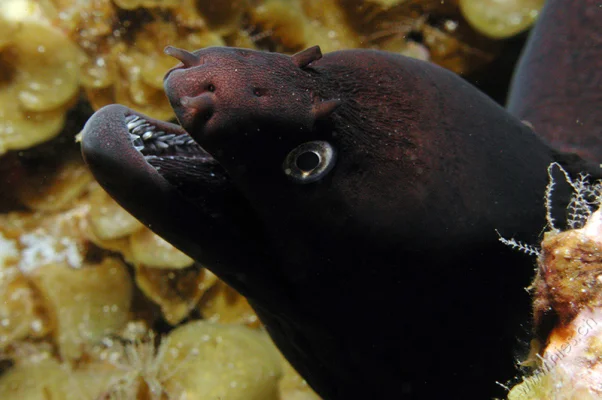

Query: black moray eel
80,1,602,398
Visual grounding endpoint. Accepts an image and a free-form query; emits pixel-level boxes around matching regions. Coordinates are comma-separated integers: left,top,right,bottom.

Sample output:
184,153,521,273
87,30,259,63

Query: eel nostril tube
180,94,215,119
164,46,200,68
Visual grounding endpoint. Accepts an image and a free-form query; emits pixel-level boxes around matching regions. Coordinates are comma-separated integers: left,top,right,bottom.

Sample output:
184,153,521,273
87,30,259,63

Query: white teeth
132,124,151,135
127,119,146,130
125,114,196,152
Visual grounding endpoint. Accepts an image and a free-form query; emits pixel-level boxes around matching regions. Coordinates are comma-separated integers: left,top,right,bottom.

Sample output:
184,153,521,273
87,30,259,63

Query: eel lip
82,104,194,157
81,104,214,182
81,104,146,185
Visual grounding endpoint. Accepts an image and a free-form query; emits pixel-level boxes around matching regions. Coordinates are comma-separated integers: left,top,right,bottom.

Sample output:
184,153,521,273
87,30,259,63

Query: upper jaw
109,105,211,160
125,113,196,154
80,104,224,201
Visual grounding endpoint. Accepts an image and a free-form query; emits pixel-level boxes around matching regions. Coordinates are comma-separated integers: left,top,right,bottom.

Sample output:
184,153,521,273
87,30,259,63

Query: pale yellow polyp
460,0,545,39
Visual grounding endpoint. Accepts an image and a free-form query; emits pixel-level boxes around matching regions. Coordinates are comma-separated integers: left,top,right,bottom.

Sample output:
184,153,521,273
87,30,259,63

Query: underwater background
0,0,563,399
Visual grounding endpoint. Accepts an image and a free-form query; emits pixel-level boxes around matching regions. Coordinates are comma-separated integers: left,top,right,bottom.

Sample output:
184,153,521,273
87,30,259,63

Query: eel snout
80,103,218,217
80,104,270,283
82,104,207,163
162,50,218,139
81,104,237,215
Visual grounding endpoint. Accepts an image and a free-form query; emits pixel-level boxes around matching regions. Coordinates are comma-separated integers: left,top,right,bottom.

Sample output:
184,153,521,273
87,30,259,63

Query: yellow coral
0,15,81,153
134,265,215,325
15,157,93,212
159,321,282,400
113,0,181,10
0,262,50,350
460,0,545,39
200,280,261,327
129,227,194,269
0,355,119,399
30,258,133,360
0,0,83,154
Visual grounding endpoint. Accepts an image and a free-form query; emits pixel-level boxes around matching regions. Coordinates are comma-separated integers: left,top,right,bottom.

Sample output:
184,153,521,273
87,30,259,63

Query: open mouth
118,108,209,164
80,103,265,277
124,113,198,155
80,103,231,207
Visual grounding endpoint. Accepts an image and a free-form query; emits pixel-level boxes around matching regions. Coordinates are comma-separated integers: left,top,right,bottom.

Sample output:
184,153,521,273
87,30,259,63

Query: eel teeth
132,124,151,135
173,137,188,146
127,120,146,131
158,134,176,141
125,114,198,154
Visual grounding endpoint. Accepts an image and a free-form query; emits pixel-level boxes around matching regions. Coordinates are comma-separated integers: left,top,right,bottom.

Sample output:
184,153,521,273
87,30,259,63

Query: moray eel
80,1,601,398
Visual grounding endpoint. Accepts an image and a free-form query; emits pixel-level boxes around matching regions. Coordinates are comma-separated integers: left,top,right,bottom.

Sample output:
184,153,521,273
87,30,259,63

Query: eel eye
283,141,336,184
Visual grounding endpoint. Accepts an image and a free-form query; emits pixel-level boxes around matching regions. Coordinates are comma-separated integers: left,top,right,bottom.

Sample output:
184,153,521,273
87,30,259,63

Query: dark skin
507,0,602,162
81,1,602,398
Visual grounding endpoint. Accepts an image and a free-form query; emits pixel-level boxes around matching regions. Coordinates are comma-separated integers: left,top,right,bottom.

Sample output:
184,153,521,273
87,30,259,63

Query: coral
533,217,602,328
0,353,119,399
129,228,193,269
0,201,134,360
157,321,283,399
86,182,144,244
279,356,322,400
0,0,82,154
509,309,602,400
30,258,133,360
506,165,602,399
0,261,50,350
134,265,214,325
14,156,93,212
0,156,259,329
347,0,501,75
199,280,261,327
0,321,301,400
460,0,545,39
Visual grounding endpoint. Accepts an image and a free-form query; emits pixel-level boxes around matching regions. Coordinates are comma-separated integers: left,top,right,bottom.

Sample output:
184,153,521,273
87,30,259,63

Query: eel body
80,1,602,398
